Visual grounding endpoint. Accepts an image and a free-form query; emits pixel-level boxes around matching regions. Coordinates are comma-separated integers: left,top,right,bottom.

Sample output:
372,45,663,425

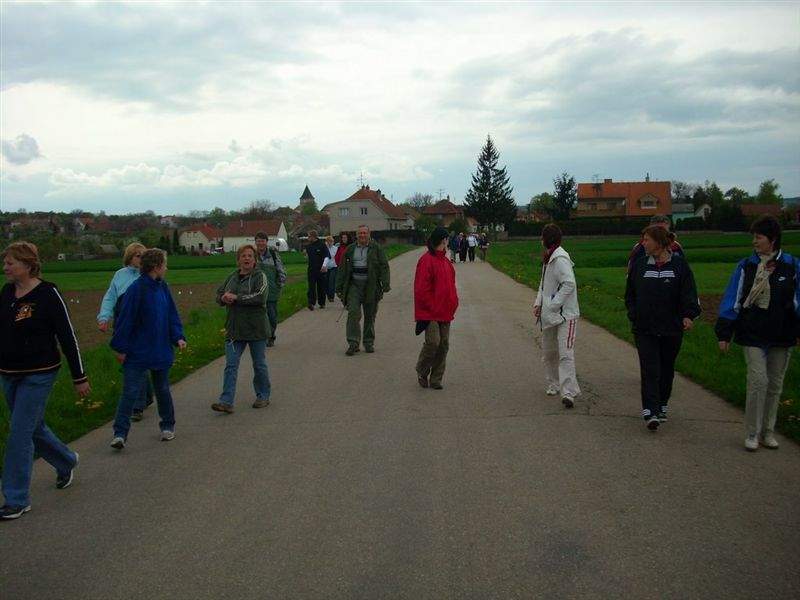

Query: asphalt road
2,248,799,599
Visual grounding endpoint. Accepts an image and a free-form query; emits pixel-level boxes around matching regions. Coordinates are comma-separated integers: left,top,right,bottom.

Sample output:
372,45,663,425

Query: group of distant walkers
447,231,490,263
0,214,797,520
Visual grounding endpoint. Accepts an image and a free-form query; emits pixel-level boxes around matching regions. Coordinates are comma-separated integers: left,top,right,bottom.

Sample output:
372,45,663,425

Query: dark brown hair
541,224,562,248
140,248,166,274
3,241,41,277
642,225,675,249
750,215,781,250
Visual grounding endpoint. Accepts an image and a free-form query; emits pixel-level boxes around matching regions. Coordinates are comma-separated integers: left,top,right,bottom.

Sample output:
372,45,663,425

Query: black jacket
306,239,328,273
625,253,701,336
0,281,87,383
715,251,800,347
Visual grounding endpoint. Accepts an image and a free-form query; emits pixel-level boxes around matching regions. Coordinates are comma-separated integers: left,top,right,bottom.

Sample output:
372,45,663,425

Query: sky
1,1,799,215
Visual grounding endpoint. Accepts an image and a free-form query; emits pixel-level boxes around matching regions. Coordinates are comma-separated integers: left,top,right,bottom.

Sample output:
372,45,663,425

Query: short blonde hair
236,244,257,260
123,242,146,266
3,241,41,277
325,235,334,243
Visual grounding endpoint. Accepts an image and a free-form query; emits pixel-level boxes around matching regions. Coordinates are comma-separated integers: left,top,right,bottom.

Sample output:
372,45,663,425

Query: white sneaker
744,435,759,452
545,386,559,396
760,432,779,449
160,430,175,442
110,437,125,450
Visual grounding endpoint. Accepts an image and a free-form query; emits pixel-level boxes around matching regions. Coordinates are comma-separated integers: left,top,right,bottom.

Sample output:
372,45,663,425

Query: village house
322,185,408,235
160,215,180,228
221,219,287,252
423,198,463,227
575,176,672,218
178,223,222,254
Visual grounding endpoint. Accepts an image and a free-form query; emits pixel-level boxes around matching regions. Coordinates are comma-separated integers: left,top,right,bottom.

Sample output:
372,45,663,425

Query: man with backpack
255,231,287,347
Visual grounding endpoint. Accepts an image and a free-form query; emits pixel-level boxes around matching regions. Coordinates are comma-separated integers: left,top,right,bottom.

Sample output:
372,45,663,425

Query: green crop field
0,244,416,464
486,231,800,442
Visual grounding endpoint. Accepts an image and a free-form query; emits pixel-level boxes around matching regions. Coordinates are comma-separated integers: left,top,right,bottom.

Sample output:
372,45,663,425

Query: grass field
0,244,415,464
486,231,800,442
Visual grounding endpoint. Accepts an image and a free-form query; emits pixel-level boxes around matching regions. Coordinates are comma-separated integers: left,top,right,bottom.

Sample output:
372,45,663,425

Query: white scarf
743,252,776,310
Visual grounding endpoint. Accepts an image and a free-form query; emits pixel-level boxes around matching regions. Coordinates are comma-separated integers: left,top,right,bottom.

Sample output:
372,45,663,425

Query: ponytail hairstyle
641,225,675,250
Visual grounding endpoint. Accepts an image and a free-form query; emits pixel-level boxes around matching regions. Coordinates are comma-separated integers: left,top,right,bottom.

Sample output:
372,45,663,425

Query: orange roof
740,204,782,216
182,224,221,239
222,219,283,237
423,199,463,216
341,186,407,219
577,180,671,200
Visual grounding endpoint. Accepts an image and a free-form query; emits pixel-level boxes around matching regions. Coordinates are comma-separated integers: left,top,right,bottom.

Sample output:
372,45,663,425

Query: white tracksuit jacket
534,246,580,329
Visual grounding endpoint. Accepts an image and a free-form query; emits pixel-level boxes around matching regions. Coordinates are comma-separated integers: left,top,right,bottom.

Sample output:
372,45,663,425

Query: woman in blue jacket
715,216,800,451
97,242,153,421
110,248,186,449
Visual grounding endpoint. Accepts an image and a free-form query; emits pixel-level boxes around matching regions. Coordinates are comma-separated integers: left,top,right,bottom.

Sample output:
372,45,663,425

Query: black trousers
307,270,328,307
635,333,683,418
468,246,475,261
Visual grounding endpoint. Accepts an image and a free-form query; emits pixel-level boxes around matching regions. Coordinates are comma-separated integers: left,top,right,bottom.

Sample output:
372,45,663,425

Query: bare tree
407,192,434,210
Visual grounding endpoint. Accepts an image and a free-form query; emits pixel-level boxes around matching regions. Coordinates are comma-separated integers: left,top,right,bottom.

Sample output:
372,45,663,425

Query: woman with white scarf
716,216,800,451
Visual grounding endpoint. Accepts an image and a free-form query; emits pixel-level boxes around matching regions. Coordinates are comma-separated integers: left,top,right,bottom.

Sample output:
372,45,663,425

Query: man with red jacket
415,228,459,390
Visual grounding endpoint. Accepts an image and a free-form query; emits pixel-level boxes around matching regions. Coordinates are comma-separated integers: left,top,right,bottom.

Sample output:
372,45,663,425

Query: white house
221,219,287,252
179,224,222,253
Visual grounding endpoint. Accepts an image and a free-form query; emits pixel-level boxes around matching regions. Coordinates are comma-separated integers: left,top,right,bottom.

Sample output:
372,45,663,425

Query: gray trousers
743,346,792,437
416,322,450,385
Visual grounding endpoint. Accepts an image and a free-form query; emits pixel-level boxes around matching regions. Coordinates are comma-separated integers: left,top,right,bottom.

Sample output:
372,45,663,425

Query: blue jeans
326,267,338,300
113,366,175,439
2,371,76,507
219,339,270,406
121,369,154,412
266,301,278,341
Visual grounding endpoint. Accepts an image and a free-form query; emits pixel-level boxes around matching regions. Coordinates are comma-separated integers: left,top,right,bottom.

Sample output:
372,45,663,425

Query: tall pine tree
464,135,516,229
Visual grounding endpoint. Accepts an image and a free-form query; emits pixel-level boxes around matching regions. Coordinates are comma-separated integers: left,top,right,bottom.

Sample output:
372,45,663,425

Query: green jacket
336,241,391,305
216,269,270,341
257,248,286,303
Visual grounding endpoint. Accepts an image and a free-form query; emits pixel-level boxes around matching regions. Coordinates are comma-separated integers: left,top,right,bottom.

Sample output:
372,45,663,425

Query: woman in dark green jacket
211,245,271,414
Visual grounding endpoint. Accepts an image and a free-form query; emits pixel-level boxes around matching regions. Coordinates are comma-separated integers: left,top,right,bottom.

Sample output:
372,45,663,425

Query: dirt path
3,249,798,599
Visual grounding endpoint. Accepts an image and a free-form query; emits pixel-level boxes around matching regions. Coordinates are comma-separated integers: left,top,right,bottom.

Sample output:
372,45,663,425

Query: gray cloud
1,133,41,165
442,29,800,143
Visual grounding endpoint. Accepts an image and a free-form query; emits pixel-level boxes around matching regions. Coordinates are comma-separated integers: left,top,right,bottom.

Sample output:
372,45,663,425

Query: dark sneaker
145,397,154,408
319,304,325,309
657,411,668,423
252,399,270,409
110,437,125,450
418,375,429,388
308,305,314,311
346,344,358,356
364,345,374,353
56,452,79,489
266,338,275,347
561,396,575,409
431,382,443,390
131,410,143,422
0,505,31,520
647,416,660,431
211,402,234,414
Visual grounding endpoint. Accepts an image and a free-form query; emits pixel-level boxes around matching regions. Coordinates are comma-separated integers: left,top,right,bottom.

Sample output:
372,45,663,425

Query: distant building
422,198,464,227
740,204,782,218
221,219,287,252
179,224,222,253
322,185,408,235
671,203,697,223
160,215,179,228
297,185,316,210
74,216,113,233
576,177,672,218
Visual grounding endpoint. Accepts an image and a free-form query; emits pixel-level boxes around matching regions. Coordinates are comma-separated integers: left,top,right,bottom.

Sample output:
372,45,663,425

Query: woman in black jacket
0,242,91,520
625,225,701,431
715,216,799,452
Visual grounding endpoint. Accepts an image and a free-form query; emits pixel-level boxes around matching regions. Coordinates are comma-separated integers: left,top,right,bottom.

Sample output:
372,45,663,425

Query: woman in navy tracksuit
625,225,700,431
715,216,799,451
110,248,186,449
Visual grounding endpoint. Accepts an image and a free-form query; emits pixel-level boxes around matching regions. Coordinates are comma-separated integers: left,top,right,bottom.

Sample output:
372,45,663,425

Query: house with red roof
220,219,287,252
422,198,464,227
576,177,672,218
322,185,409,235
178,223,223,254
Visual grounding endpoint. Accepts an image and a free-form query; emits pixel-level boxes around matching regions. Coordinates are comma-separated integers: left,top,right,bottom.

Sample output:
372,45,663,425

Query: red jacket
414,250,459,322
334,244,348,267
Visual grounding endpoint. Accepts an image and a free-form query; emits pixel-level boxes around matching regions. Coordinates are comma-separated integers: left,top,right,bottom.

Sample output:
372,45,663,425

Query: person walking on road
110,249,186,449
715,216,799,451
97,242,154,421
212,245,271,414
323,235,339,303
533,225,581,409
336,225,391,355
625,225,700,431
0,242,90,520
334,232,350,300
305,230,328,310
448,232,459,263
415,228,459,390
478,233,490,261
627,214,684,274
255,231,286,347
458,232,469,263
467,232,478,262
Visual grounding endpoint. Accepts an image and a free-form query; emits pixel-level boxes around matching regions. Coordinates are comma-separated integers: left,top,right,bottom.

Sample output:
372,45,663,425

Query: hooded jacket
110,275,185,370
414,250,459,322
216,269,270,341
715,250,799,347
534,246,580,329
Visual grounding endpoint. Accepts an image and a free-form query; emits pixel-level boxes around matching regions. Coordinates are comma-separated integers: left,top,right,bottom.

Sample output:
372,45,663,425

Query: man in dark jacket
305,230,328,310
255,231,286,346
336,225,390,355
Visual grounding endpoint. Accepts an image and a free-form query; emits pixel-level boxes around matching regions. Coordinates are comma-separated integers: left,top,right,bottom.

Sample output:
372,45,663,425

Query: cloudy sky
1,1,798,214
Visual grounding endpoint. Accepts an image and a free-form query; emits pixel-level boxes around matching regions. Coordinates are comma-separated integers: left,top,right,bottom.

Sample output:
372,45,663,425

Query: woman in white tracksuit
533,224,580,408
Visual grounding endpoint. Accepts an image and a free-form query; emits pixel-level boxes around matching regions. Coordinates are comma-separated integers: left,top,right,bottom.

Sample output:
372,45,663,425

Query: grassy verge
0,244,416,462
486,239,800,442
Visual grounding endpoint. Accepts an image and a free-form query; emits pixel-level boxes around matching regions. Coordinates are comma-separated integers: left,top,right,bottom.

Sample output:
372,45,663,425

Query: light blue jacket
97,266,140,323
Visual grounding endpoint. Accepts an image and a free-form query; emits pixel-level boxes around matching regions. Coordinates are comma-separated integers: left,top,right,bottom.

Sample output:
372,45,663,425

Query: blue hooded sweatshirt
110,274,185,370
